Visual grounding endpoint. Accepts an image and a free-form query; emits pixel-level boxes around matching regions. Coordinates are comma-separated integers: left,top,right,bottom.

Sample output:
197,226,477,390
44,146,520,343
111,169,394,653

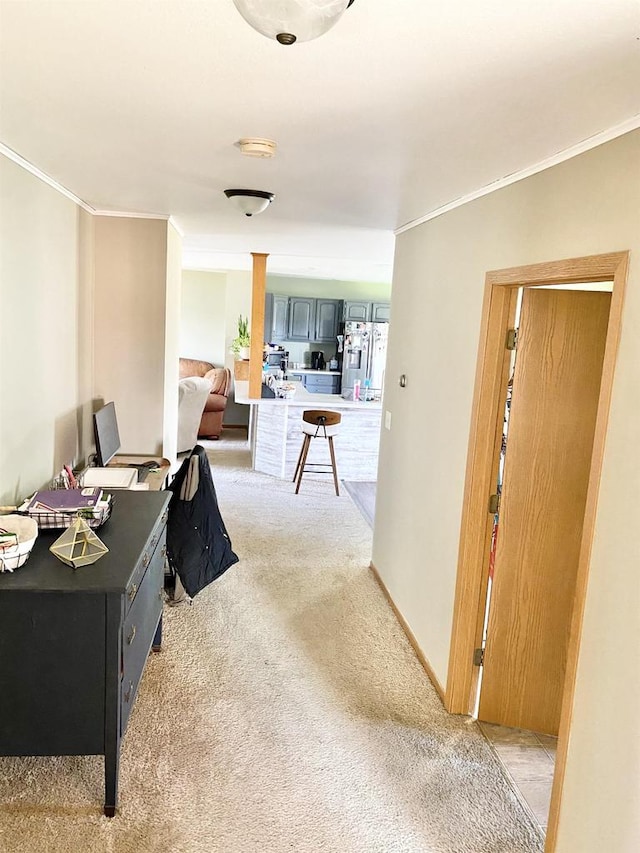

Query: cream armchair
177,377,213,453
179,358,231,439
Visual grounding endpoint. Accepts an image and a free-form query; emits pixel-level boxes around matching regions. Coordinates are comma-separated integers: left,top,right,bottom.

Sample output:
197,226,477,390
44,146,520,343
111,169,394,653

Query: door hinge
474,647,485,667
505,328,518,350
488,493,500,514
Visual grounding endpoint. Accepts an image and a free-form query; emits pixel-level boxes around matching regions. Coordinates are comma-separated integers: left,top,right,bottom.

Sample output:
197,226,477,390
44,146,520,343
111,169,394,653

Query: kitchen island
234,380,382,481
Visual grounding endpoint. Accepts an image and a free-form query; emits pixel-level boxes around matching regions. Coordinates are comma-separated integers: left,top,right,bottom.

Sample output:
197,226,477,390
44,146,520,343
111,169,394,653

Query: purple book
27,488,102,513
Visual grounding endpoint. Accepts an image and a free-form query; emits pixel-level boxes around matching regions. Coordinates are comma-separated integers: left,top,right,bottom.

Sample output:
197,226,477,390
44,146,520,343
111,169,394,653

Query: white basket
0,515,38,572
275,383,297,399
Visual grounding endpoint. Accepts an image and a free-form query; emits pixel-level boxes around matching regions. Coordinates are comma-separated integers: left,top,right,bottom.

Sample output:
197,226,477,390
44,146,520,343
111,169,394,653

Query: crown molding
91,209,170,220
395,114,640,235
0,142,172,222
168,216,185,237
0,142,95,212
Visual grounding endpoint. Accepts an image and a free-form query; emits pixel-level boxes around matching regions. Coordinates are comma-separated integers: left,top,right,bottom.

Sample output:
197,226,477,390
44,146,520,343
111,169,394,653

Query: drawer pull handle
161,545,167,558
127,625,136,645
128,584,138,602
143,553,150,568
162,511,168,524
124,681,133,703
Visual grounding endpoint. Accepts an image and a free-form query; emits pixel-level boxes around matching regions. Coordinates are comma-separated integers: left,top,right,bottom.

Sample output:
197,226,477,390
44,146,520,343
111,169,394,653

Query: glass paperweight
50,516,109,568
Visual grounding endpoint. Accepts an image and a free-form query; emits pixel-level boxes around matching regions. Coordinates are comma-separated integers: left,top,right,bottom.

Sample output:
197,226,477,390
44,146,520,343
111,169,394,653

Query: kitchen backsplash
270,341,336,368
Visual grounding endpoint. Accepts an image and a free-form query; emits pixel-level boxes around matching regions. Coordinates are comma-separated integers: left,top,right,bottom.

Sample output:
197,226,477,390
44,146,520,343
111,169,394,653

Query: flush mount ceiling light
224,189,275,216
236,137,277,158
232,0,355,45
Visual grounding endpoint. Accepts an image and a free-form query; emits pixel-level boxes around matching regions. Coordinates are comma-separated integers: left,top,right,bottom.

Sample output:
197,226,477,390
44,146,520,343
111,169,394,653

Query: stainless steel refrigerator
340,321,389,399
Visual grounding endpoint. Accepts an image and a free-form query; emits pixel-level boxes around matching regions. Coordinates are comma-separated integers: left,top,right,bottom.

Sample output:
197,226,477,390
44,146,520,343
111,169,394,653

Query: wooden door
478,288,611,735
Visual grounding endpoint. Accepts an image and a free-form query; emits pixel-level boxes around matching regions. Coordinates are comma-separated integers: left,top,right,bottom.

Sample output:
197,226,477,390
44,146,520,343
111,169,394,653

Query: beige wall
93,216,174,457
0,157,94,505
180,268,253,427
180,270,228,366
0,160,182,492
373,129,640,851
224,270,252,426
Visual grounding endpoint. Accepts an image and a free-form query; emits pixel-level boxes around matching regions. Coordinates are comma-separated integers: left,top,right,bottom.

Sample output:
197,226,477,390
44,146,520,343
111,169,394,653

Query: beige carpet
0,445,543,853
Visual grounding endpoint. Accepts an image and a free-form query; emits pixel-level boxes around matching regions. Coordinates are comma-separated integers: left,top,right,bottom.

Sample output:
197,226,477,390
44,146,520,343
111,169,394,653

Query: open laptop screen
93,402,121,467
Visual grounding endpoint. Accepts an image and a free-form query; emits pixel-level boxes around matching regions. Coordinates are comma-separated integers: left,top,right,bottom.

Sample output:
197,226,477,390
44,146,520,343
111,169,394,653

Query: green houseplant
231,315,251,360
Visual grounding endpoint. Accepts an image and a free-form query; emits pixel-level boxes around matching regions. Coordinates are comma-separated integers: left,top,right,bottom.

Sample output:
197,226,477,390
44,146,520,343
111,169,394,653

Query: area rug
0,448,543,853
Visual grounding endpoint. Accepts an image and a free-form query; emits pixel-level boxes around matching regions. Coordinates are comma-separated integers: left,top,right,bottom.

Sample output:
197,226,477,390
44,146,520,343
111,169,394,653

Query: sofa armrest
204,367,231,397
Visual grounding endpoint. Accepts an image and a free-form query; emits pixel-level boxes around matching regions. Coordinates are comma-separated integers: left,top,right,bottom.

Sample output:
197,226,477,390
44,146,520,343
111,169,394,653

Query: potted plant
231,315,251,360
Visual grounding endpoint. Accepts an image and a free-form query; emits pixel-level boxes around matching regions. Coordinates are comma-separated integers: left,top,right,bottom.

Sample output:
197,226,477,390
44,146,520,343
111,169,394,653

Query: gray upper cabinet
264,294,289,342
343,301,371,322
314,299,343,342
287,297,316,341
344,300,390,323
371,301,391,322
266,294,388,343
264,293,274,341
272,295,289,340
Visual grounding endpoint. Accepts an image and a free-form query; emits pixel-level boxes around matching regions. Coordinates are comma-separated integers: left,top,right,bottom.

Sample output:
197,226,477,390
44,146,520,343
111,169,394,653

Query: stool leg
293,435,306,483
328,436,340,496
295,435,312,494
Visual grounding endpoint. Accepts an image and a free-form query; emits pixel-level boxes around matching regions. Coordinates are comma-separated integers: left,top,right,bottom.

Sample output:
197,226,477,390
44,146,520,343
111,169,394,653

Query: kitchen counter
287,368,341,375
234,381,383,481
234,380,381,410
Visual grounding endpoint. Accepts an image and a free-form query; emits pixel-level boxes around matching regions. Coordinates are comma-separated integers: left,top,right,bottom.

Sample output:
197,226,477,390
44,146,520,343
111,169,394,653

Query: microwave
266,352,287,367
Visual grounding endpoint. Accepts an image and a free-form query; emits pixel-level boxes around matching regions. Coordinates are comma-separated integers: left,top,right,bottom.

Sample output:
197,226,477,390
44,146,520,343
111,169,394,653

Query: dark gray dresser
0,490,171,816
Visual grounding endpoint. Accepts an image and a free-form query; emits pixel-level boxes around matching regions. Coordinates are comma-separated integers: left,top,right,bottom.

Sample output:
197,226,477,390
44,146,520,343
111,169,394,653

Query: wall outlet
384,410,392,430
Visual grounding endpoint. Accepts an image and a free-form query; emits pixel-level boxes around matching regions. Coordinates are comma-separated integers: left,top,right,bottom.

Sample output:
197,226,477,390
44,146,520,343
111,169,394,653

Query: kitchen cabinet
314,299,343,342
343,300,391,323
288,372,341,394
287,297,316,341
371,301,391,322
266,295,387,344
343,300,371,322
305,373,341,394
264,293,289,342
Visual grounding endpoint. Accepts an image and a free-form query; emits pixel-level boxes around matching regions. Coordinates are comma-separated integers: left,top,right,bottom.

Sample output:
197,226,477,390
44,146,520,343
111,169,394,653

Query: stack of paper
81,467,137,489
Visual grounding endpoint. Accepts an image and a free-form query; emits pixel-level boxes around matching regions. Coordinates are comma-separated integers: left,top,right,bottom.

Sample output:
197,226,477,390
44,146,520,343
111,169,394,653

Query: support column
249,252,268,399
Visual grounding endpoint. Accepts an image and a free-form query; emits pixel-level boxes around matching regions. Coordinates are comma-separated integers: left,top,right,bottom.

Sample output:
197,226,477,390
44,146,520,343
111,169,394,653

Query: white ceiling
1,1,639,282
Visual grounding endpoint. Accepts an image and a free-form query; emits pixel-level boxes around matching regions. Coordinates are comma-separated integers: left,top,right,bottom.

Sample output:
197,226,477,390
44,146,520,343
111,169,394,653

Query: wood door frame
445,251,629,852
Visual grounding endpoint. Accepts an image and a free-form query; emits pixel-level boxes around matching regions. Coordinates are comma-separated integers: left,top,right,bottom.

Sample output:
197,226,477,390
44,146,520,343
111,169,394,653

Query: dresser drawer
125,510,168,612
120,537,165,734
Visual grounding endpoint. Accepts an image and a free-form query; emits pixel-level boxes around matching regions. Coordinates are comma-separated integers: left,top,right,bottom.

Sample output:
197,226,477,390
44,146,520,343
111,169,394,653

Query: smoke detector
236,137,277,158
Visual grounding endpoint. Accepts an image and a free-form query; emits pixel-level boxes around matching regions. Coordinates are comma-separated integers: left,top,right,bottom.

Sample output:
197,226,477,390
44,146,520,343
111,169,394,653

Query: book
27,488,104,514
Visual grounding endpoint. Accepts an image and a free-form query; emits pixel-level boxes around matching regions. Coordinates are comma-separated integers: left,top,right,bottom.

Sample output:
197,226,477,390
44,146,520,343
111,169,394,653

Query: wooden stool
293,410,341,496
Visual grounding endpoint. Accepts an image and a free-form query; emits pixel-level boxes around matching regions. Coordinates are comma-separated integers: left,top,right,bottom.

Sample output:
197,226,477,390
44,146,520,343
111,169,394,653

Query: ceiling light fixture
232,0,355,46
224,189,275,216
